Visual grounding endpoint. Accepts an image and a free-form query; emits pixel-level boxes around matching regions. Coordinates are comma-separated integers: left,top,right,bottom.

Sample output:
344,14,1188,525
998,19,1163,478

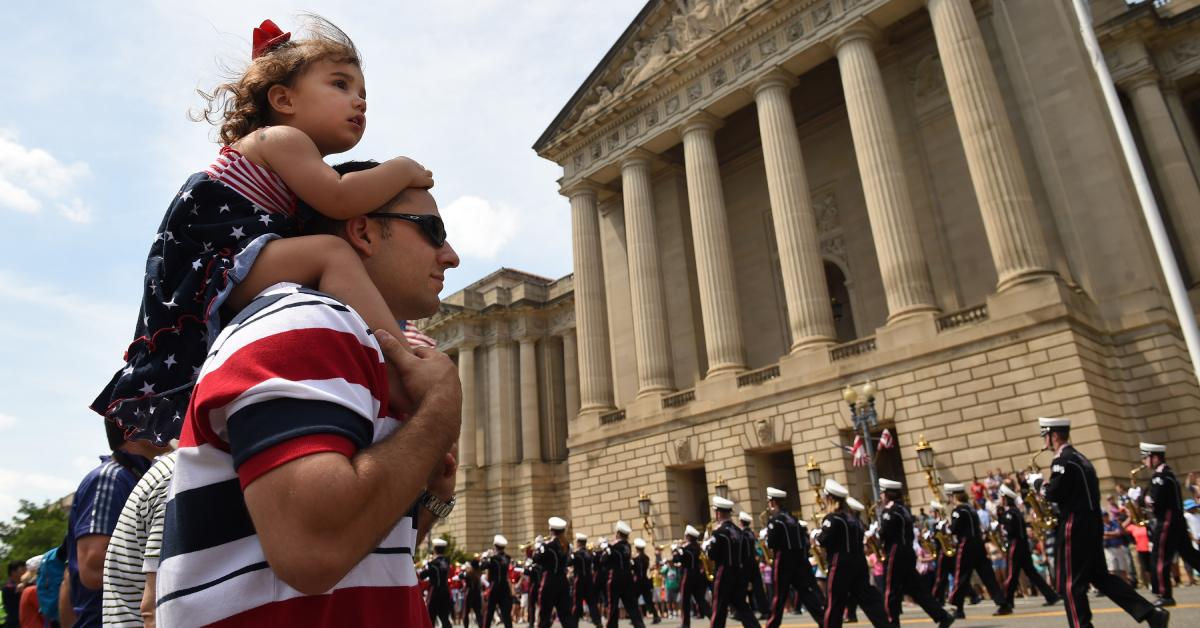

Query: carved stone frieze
821,235,846,260
814,190,839,234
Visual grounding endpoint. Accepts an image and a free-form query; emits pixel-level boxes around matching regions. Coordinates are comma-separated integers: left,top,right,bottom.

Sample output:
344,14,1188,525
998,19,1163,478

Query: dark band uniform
997,499,1057,604
461,560,485,628
930,519,954,604
739,523,769,615
533,537,577,628
571,544,602,625
483,549,514,628
878,500,950,626
673,535,711,627
632,548,662,623
1148,462,1200,601
419,553,453,628
947,498,1008,613
764,510,824,628
1045,443,1156,626
707,519,761,628
817,508,888,628
604,536,646,628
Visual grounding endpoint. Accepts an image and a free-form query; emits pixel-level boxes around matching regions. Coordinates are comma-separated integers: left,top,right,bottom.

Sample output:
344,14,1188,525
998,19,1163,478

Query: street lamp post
714,475,729,500
805,456,824,519
915,434,941,501
843,381,881,506
638,490,654,544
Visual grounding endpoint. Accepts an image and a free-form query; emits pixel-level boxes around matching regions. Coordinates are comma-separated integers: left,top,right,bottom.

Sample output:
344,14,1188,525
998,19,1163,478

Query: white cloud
0,129,93,220
0,269,127,333
0,468,77,524
0,413,14,430
441,195,519,260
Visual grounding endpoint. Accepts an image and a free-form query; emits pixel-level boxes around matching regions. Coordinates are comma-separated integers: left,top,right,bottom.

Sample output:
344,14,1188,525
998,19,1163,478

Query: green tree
0,499,68,565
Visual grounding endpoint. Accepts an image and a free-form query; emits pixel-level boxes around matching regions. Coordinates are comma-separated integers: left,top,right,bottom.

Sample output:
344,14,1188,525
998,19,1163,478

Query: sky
0,0,648,526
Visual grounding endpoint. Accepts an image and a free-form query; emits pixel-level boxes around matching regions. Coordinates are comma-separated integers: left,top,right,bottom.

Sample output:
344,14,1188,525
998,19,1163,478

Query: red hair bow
252,19,291,59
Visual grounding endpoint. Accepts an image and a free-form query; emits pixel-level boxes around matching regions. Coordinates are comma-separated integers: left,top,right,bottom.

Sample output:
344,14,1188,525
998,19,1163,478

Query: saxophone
935,522,957,558
700,522,716,582
1023,451,1057,534
864,503,884,562
1126,465,1149,527
810,513,829,573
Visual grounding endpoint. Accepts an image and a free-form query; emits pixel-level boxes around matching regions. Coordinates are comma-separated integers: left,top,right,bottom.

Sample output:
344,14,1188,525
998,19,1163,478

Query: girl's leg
229,235,410,342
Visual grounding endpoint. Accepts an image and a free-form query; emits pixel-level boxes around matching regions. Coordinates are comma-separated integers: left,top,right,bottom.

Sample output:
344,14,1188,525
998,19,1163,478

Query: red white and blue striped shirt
156,283,428,627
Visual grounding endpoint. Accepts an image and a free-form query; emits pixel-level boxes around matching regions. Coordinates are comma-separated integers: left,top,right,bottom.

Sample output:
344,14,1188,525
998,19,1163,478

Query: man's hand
429,445,458,501
376,330,461,449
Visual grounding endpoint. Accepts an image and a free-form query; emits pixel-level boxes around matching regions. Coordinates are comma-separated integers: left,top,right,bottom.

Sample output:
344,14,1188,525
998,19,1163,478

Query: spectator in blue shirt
59,421,168,627
35,544,66,627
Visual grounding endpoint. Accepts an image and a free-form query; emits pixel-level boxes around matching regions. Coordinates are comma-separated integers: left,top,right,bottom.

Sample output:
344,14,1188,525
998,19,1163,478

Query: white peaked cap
634,538,646,549
767,487,787,499
846,497,865,512
433,538,448,548
575,532,588,542
1139,442,1166,455
712,495,735,510
614,520,632,535
999,485,1019,500
759,528,768,540
943,483,965,494
494,535,508,547
879,478,903,491
823,478,849,498
548,517,568,531
534,535,544,544
739,511,753,524
1026,473,1043,485
685,525,701,538
930,500,943,511
1038,417,1070,434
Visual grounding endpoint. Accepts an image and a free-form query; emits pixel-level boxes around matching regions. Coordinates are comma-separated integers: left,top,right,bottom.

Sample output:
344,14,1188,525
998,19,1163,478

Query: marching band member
1141,441,1200,607
996,484,1058,606
876,478,953,628
945,483,1011,618
571,533,602,625
706,496,760,628
534,518,577,628
632,538,662,624
816,479,888,628
484,535,515,628
763,487,825,628
420,538,454,628
1039,417,1167,628
674,525,710,627
605,521,645,628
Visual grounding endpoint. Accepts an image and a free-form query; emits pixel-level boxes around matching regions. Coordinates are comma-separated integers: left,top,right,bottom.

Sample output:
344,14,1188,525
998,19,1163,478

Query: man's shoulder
218,282,370,346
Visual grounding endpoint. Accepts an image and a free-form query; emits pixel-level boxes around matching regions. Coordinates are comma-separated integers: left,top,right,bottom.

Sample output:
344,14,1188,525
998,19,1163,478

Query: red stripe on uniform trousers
179,327,387,448
823,555,839,628
884,544,897,623
1065,514,1080,628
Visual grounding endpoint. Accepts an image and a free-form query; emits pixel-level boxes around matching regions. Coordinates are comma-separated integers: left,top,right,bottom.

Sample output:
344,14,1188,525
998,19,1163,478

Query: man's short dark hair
301,160,383,236
105,419,126,451
8,560,23,575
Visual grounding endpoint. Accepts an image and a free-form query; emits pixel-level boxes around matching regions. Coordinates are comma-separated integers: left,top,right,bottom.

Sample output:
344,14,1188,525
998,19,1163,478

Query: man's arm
75,534,109,590
58,575,75,628
243,338,461,595
141,572,157,628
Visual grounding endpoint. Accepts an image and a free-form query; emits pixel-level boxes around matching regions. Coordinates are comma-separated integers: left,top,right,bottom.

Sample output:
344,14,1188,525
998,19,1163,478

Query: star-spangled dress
91,147,311,445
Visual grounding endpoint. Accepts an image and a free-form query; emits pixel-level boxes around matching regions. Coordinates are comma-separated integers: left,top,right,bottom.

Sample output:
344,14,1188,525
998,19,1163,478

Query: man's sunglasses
366,212,447,247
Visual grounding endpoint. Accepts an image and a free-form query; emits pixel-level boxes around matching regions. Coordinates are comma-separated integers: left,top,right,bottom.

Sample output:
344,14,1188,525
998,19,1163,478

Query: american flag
878,428,895,450
399,321,437,349
851,435,868,467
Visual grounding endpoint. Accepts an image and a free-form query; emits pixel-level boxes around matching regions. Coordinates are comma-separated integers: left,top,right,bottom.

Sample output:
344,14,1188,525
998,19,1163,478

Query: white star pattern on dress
164,231,175,242
180,189,193,201
164,354,177,368
143,315,150,327
192,259,203,270
139,381,156,395
219,204,231,213
202,242,214,253
258,214,272,226
122,366,135,377
163,297,178,309
231,226,245,238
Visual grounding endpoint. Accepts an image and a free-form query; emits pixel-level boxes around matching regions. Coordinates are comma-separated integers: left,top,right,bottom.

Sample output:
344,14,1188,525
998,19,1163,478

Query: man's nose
440,241,460,269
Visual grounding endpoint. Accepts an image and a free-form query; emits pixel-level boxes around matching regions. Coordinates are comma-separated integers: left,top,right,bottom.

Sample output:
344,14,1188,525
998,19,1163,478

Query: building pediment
535,0,780,155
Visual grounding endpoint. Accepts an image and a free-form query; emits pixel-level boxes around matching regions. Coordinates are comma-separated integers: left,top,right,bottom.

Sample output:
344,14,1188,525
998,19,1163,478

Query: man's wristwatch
419,490,456,519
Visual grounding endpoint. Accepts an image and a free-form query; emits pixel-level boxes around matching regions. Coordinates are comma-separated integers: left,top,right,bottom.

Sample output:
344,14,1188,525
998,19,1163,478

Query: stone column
562,328,580,420
565,183,616,411
457,343,479,468
926,0,1054,290
680,112,746,375
519,337,541,463
488,334,518,464
621,150,675,395
834,24,938,322
1123,71,1200,282
753,69,837,350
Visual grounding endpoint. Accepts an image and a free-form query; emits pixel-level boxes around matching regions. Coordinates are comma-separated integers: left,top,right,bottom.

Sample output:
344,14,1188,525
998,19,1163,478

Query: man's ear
266,84,295,116
343,216,375,257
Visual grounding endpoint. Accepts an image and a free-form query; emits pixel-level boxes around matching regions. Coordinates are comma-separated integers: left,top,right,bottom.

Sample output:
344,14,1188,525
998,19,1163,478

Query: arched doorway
825,260,857,342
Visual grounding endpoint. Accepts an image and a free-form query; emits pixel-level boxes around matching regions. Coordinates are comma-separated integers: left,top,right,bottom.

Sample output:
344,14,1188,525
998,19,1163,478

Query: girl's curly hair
195,15,361,146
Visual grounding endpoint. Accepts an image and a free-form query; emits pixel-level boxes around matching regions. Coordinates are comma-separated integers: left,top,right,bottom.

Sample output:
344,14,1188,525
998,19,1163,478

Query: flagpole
1070,0,1200,384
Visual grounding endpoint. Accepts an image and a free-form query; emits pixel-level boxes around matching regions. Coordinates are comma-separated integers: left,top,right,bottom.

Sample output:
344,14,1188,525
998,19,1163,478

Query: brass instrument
1022,450,1058,535
916,440,955,558
758,508,774,563
810,513,829,573
864,503,884,562
934,521,956,558
699,521,716,582
1126,464,1149,527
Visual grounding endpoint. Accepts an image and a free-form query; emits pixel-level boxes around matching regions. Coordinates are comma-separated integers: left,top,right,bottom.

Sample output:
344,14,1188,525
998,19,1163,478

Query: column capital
559,178,604,199
456,339,481,352
751,67,799,97
677,110,725,137
831,18,882,51
1116,65,1160,91
618,147,665,170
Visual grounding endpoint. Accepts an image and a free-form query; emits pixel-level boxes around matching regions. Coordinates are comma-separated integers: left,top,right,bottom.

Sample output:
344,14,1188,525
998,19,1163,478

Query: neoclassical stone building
424,0,1200,550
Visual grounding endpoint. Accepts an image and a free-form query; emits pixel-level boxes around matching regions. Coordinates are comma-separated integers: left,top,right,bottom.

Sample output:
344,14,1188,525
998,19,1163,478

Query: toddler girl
92,17,434,444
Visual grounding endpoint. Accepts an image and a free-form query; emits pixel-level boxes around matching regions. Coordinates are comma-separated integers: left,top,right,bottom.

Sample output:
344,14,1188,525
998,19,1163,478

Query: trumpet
1126,465,1149,527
